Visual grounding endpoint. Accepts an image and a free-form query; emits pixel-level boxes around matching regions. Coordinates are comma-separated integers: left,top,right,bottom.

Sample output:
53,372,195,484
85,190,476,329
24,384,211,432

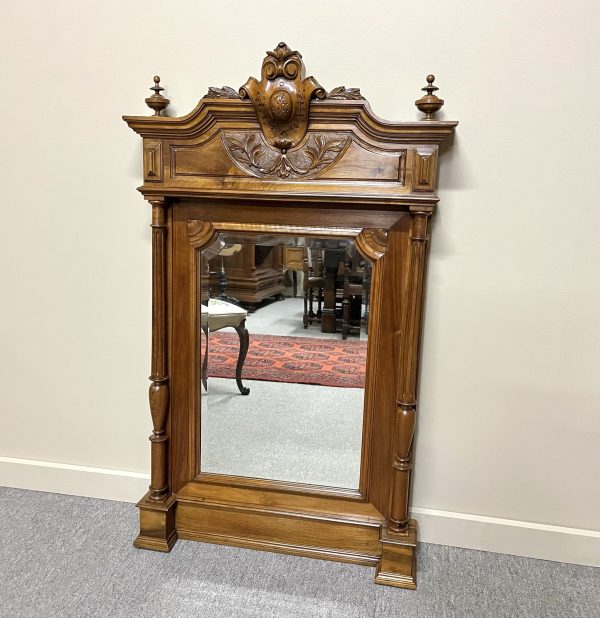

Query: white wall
1,1,599,565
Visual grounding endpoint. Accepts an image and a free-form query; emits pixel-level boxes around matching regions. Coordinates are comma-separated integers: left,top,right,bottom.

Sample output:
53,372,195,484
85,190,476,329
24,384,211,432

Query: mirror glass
198,233,371,489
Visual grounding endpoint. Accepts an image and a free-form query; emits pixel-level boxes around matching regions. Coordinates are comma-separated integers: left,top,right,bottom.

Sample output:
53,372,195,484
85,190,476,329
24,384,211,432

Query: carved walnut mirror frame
124,43,457,589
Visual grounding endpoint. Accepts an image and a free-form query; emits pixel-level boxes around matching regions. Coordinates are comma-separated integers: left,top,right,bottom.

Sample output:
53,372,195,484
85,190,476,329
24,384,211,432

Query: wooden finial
145,76,170,116
415,74,444,120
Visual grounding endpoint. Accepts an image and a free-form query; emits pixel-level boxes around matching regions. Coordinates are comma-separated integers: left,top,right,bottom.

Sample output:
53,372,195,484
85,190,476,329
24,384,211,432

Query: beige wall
1,1,599,561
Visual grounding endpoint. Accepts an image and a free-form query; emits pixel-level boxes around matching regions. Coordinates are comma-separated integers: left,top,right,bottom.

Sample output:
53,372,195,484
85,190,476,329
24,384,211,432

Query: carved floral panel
222,131,351,180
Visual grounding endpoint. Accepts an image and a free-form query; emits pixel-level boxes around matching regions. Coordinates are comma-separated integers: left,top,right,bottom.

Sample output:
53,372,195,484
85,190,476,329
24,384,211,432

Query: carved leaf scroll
203,86,240,99
222,131,350,179
328,86,365,100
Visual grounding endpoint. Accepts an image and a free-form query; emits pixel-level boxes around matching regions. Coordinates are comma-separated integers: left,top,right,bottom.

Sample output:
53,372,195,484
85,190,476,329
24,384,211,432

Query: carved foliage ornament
222,131,350,179
328,86,365,100
203,86,240,99
239,42,325,151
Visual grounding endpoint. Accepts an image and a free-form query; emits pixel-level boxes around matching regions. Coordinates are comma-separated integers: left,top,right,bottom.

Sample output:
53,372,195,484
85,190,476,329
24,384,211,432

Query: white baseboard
411,506,600,568
1,456,598,567
0,456,149,503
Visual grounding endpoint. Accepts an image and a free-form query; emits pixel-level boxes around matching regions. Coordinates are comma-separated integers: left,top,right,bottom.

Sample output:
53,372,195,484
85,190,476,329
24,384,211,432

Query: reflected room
199,234,372,489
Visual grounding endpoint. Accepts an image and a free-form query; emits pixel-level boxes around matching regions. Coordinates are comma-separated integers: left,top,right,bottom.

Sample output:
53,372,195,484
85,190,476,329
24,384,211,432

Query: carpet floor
206,332,367,388
1,487,598,618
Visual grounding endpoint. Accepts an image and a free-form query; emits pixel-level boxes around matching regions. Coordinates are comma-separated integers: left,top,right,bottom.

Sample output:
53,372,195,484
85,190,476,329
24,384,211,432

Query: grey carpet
1,488,598,617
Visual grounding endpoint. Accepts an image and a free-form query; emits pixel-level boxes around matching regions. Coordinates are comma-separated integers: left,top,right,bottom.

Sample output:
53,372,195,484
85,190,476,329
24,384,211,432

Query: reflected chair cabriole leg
201,324,208,391
234,319,250,395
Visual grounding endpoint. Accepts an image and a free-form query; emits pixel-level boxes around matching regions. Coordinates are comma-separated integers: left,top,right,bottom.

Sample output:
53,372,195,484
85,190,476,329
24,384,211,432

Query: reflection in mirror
199,234,371,489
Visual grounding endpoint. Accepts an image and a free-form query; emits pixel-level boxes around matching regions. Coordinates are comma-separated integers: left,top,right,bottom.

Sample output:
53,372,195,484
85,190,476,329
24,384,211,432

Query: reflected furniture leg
303,289,309,328
201,324,208,391
234,318,250,395
321,251,339,333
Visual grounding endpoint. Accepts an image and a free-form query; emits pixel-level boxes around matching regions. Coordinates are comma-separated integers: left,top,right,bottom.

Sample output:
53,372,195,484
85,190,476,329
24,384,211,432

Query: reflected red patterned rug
206,332,367,388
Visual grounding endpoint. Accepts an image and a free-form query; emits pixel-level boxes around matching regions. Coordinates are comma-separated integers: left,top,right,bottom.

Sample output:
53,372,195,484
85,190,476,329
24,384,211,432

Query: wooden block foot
133,492,178,552
374,520,417,589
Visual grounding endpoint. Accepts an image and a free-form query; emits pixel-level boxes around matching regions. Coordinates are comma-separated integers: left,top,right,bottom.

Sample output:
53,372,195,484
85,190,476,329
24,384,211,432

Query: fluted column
389,210,430,532
148,198,170,501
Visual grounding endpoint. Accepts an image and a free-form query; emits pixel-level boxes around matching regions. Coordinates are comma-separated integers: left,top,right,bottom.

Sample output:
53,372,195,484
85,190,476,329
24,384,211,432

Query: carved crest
239,42,325,151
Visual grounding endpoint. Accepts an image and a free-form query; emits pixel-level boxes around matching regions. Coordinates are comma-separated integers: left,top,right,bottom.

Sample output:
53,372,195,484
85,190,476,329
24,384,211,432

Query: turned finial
145,75,170,116
415,74,444,120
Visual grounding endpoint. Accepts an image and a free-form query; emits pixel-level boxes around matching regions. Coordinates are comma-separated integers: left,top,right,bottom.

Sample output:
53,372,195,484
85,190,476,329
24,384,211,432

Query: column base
133,492,178,552
374,520,417,589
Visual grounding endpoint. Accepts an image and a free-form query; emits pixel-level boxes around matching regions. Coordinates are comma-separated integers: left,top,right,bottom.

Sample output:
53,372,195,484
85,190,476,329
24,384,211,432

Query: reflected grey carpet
1,487,598,617
201,377,363,487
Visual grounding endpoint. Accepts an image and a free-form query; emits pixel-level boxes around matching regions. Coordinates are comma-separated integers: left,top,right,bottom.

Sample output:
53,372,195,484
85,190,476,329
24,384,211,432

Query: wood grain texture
124,42,457,589
176,499,381,564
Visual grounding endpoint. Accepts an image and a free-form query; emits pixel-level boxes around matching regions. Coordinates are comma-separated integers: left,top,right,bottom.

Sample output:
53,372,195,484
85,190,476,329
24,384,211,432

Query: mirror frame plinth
133,492,178,553
374,521,418,589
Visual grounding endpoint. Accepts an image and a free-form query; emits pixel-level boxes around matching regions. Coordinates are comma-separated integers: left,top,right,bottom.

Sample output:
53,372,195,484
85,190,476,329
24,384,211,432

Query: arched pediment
123,43,457,208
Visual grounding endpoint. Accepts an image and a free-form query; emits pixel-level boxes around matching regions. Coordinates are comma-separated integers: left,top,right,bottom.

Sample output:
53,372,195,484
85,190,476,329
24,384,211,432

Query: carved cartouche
239,42,325,150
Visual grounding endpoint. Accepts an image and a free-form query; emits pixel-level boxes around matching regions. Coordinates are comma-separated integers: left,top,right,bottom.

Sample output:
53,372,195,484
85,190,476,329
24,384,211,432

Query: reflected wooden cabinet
209,242,285,306
124,42,457,590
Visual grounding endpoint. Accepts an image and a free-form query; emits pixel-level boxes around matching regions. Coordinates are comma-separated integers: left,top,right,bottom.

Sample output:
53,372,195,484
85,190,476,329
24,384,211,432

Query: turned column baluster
389,210,431,532
148,198,170,501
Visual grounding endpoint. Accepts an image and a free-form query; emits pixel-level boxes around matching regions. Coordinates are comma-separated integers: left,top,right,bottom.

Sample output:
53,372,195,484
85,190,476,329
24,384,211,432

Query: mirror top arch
123,42,458,207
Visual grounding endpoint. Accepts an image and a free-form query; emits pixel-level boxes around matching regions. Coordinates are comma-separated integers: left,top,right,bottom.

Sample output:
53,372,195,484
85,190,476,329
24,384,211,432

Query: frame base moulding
133,483,419,589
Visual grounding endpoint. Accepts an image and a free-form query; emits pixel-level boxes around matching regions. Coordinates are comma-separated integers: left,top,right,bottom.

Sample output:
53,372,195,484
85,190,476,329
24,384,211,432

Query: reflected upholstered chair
201,298,250,395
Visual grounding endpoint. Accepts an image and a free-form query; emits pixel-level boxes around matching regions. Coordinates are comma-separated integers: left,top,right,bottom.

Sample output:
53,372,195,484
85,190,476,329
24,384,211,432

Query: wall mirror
199,232,370,489
124,42,457,590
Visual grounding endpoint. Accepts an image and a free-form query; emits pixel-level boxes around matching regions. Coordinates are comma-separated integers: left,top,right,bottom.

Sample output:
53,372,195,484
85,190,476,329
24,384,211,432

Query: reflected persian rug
206,332,367,388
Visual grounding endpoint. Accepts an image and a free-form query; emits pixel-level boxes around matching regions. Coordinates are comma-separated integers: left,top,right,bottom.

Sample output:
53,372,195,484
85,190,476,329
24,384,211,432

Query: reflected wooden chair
342,253,368,340
302,251,324,328
201,298,250,395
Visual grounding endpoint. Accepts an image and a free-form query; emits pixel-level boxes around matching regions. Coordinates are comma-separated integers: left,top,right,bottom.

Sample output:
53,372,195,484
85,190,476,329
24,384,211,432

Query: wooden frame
124,43,457,589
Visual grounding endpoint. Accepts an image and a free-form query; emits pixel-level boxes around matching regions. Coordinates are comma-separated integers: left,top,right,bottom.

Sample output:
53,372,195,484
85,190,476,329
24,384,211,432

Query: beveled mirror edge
190,220,388,498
